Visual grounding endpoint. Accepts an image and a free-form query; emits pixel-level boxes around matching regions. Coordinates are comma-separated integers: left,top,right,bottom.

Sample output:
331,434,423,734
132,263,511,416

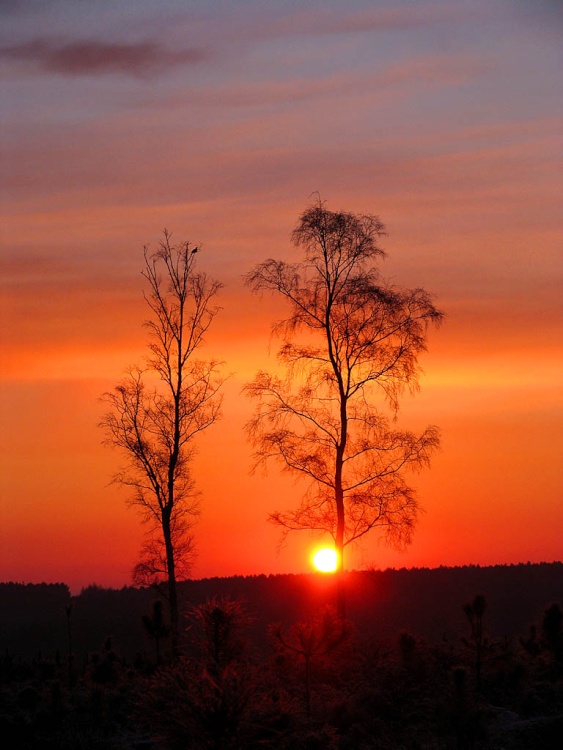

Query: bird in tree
245,200,443,616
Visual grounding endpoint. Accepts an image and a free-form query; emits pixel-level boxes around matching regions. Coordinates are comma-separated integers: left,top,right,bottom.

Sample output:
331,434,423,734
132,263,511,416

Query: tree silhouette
463,594,487,691
142,599,170,664
542,602,563,668
139,597,255,749
132,523,195,592
192,596,250,674
65,601,74,686
245,201,442,616
101,231,223,652
271,606,350,717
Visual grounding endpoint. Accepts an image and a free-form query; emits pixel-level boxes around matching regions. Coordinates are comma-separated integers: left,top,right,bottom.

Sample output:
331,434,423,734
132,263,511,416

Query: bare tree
245,201,443,616
100,231,223,650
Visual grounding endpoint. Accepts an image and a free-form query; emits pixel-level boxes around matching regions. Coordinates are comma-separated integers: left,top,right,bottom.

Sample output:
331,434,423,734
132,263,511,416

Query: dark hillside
179,562,563,646
0,583,70,658
2,563,560,660
344,563,563,641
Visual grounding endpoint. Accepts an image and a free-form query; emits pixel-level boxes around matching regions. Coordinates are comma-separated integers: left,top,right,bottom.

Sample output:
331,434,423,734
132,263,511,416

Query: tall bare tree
101,231,223,650
245,202,443,616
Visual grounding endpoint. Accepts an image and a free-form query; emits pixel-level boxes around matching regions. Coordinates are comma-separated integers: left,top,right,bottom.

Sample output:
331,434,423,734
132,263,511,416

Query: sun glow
312,547,338,573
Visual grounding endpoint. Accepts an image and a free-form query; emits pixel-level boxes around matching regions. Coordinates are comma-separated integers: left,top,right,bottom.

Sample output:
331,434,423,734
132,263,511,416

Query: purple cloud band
0,38,207,77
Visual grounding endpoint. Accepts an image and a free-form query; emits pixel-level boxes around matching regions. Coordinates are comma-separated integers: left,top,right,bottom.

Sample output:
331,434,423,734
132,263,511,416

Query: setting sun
312,547,338,573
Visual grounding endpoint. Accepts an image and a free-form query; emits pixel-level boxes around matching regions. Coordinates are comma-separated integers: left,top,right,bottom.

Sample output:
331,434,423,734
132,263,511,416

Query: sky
1,0,562,593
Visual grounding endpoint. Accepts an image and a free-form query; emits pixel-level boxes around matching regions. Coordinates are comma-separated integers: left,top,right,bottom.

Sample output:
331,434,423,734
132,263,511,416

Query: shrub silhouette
270,606,351,718
137,597,261,749
462,593,487,691
191,596,250,672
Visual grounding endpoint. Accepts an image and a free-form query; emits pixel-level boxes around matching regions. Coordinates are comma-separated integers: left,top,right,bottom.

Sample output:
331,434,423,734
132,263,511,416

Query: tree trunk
335,546,346,619
163,512,179,656
304,654,311,718
334,477,346,619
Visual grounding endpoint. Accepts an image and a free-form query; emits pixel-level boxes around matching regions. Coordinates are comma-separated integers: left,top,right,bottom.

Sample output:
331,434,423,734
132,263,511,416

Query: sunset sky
1,0,561,594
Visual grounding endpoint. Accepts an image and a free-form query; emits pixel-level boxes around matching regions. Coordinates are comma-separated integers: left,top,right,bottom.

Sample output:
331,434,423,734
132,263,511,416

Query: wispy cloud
207,1,472,48
272,3,468,38
164,53,486,110
0,37,208,78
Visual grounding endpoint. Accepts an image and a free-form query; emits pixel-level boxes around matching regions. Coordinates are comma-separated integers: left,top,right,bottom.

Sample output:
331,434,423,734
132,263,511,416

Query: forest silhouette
1,563,562,748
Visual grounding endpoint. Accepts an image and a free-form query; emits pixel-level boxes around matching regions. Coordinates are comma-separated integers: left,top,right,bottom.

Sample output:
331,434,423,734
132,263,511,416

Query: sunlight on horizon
312,547,339,573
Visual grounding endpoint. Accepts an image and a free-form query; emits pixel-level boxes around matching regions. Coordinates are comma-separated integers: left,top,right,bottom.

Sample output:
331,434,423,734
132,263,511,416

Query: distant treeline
1,563,562,661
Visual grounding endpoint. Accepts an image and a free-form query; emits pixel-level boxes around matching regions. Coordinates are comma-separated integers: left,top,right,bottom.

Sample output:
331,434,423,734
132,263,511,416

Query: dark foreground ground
1,563,562,748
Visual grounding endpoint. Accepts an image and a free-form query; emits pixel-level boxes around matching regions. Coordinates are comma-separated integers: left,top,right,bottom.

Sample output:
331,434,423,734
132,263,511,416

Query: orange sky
1,1,562,593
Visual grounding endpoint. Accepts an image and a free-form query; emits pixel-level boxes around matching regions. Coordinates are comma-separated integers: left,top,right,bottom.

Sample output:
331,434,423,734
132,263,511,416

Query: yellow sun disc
312,547,338,573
